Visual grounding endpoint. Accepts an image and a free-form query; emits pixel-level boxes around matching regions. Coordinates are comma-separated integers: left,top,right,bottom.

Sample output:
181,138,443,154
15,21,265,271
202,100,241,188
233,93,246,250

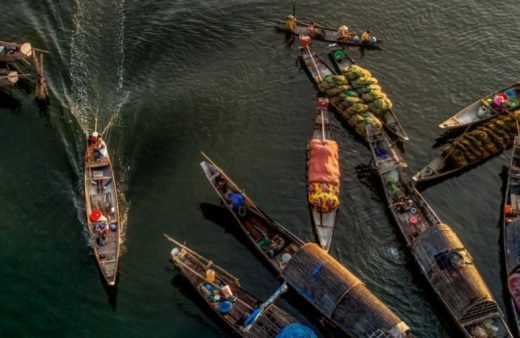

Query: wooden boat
164,234,315,338
439,82,520,130
298,40,404,142
307,98,339,251
329,48,409,141
368,127,512,338
0,69,18,87
200,153,412,338
275,20,382,49
84,131,121,286
0,41,32,62
503,137,520,336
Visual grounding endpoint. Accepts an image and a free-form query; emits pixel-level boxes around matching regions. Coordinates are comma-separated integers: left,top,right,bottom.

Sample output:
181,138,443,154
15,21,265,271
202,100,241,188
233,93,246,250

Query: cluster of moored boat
0,40,49,103
274,16,520,338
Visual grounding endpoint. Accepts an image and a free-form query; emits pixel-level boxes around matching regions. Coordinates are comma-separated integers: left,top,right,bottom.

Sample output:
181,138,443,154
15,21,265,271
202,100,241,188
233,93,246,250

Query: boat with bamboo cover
84,131,121,286
368,127,512,338
502,137,520,336
164,234,316,338
200,153,412,338
0,41,32,62
275,20,382,49
307,98,340,251
329,47,409,141
414,110,520,183
439,82,520,130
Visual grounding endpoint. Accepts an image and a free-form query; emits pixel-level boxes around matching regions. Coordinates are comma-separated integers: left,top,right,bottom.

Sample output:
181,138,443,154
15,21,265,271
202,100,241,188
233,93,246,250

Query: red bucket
90,209,102,222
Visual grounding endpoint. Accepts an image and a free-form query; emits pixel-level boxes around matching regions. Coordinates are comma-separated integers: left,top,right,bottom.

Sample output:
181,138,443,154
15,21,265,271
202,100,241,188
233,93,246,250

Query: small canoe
200,153,412,338
368,127,513,338
275,21,382,49
439,82,520,130
84,132,121,286
0,42,32,62
298,40,384,142
0,69,18,87
164,234,315,338
307,98,339,251
503,137,520,336
330,48,409,141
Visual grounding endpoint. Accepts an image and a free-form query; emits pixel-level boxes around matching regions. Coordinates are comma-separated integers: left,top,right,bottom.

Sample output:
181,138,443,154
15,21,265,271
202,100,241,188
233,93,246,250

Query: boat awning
412,224,496,321
282,243,407,337
308,140,340,185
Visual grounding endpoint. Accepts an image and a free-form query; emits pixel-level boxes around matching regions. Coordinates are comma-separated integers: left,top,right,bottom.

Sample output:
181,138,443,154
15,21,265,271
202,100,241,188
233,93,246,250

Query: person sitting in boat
307,21,319,37
337,25,350,40
285,15,297,33
95,222,109,246
93,134,108,160
361,31,372,43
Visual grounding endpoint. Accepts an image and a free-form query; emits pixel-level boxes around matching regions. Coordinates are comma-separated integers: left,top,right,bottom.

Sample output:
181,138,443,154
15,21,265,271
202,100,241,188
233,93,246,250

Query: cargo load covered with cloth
308,139,340,185
282,243,411,337
308,139,340,212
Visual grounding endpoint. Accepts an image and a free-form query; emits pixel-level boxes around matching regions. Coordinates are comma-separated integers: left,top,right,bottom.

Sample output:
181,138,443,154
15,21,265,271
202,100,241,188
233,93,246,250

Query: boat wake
68,0,131,247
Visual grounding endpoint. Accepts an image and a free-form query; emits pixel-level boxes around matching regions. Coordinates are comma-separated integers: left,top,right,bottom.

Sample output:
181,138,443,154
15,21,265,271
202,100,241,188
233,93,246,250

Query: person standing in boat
337,25,350,41
286,15,297,33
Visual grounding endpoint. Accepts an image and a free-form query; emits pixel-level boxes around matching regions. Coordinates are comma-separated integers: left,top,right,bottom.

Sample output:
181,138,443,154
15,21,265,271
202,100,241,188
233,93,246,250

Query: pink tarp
308,139,340,185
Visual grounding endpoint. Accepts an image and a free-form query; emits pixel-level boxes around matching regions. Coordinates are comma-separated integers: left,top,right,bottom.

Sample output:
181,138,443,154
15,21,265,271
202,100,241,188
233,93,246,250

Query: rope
305,45,322,82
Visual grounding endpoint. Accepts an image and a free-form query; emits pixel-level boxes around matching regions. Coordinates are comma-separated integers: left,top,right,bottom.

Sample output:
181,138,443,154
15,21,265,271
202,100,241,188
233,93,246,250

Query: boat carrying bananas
414,109,520,183
317,73,384,138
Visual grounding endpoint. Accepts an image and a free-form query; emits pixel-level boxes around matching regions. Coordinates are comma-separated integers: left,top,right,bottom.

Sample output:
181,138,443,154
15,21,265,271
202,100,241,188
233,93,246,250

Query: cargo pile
341,64,393,117
317,74,382,137
308,183,339,212
447,110,520,167
308,139,340,213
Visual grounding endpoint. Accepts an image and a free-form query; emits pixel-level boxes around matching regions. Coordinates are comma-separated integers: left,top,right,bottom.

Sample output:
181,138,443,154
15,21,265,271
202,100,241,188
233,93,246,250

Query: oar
241,282,288,332
305,45,322,82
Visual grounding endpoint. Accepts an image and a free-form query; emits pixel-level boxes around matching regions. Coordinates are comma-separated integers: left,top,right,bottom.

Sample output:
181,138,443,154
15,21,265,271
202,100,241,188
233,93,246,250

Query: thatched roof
282,243,409,337
412,224,498,323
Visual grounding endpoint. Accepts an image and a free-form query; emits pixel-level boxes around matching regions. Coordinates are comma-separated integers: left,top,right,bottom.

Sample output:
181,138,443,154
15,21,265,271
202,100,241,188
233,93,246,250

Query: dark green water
0,0,519,337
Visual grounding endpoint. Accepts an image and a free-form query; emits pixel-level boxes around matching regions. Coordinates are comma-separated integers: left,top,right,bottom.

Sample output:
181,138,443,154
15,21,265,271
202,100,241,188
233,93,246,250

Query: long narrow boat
439,82,520,130
502,137,520,336
307,98,340,251
275,20,382,49
200,153,412,338
0,41,32,62
164,234,316,338
414,110,520,184
368,127,512,338
84,131,121,286
298,38,407,142
329,47,409,141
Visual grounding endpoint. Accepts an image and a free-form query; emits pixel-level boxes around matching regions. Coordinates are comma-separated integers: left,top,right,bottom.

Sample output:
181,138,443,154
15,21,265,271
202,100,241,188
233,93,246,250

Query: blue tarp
276,323,317,338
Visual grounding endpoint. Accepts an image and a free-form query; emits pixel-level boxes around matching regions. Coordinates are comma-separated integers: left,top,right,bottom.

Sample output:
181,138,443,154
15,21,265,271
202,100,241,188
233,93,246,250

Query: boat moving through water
84,131,121,286
307,98,340,251
502,137,520,336
330,47,409,141
200,153,412,338
164,234,316,338
368,127,512,338
439,82,520,130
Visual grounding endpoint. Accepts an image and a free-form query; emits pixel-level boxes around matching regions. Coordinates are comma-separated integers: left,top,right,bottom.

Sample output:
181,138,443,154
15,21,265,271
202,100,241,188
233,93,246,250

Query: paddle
242,282,288,332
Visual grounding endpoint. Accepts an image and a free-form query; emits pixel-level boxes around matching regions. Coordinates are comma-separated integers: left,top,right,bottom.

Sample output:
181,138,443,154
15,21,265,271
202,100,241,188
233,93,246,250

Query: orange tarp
308,139,340,185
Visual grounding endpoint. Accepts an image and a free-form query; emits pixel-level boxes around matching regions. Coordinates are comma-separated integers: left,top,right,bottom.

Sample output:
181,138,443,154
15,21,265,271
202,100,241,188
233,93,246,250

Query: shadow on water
169,272,228,335
100,273,118,311
199,202,253,251
0,90,22,111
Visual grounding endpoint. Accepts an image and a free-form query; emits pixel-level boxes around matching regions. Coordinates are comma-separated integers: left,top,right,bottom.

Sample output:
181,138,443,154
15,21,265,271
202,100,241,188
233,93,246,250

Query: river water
0,0,519,337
